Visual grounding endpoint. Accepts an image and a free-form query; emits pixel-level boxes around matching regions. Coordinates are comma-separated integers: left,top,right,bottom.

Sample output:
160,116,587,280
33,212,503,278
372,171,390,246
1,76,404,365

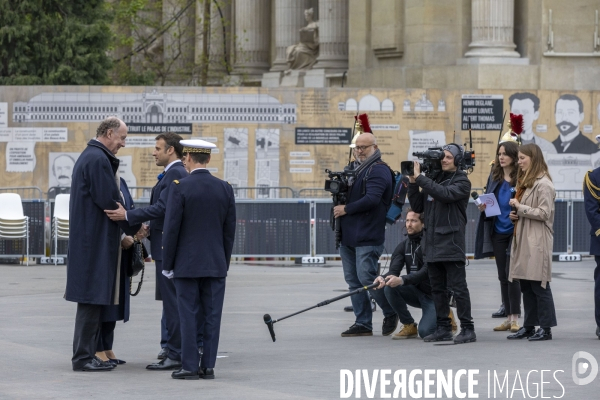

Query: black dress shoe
74,357,114,372
507,327,535,340
172,368,199,380
596,326,600,339
528,328,552,341
146,357,182,370
200,368,215,379
344,305,354,312
108,358,126,365
492,304,506,318
157,348,168,360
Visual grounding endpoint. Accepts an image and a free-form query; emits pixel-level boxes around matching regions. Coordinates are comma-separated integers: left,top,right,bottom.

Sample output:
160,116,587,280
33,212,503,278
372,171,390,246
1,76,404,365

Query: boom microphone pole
263,282,380,342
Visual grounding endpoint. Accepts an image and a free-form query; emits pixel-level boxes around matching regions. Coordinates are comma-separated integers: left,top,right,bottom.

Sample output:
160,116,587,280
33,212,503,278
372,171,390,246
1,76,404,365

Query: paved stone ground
0,259,599,399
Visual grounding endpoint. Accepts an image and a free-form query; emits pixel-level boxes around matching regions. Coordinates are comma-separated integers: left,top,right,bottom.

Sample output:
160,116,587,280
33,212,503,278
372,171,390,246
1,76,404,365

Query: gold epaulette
174,180,180,185
584,171,600,200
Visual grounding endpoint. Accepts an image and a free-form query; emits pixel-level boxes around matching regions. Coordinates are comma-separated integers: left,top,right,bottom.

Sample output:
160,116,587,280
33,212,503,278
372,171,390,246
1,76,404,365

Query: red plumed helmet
509,113,524,135
354,113,372,134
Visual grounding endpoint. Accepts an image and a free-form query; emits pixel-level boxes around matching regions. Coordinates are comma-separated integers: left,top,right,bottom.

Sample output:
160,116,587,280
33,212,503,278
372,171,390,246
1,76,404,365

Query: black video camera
400,148,444,177
324,168,354,197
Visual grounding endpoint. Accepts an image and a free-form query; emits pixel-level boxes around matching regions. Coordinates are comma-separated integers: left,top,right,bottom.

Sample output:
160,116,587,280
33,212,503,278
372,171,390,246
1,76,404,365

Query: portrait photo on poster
48,152,80,188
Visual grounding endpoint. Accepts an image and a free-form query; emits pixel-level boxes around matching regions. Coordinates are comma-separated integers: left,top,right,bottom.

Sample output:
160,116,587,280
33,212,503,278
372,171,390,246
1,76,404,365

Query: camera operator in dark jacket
333,131,398,338
407,144,476,344
374,209,444,339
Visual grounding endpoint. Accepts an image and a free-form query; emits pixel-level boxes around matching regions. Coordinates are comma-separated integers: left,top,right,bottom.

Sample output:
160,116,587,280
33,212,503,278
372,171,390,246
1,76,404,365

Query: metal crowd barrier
0,186,594,262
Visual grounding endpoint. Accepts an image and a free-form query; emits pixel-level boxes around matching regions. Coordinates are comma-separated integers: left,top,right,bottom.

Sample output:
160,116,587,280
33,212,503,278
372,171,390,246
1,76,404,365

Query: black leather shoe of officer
528,328,552,341
596,326,600,339
200,368,215,379
344,305,354,312
146,357,182,370
157,348,168,360
172,368,200,380
507,327,535,340
74,357,114,372
492,304,506,318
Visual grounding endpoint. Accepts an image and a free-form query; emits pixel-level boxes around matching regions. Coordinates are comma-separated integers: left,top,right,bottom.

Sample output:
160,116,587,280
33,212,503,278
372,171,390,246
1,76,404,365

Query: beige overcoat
509,174,555,288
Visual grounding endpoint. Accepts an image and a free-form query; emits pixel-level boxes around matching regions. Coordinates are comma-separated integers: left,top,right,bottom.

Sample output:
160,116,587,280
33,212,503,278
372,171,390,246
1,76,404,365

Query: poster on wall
1,87,599,196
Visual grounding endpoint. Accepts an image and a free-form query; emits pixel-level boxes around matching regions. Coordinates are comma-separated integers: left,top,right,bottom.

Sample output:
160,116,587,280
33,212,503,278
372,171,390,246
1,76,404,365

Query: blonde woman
507,144,557,341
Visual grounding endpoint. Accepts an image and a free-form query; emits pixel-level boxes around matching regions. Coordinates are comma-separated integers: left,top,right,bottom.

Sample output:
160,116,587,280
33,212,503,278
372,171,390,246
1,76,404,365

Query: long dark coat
162,170,236,278
100,179,140,322
65,140,137,305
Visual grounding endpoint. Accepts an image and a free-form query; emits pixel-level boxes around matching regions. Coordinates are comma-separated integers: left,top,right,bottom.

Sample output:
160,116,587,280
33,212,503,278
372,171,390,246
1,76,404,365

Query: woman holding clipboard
475,140,522,332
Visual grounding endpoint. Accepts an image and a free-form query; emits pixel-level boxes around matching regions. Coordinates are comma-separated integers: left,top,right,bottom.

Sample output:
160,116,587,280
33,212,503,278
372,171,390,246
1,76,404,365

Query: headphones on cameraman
442,143,464,167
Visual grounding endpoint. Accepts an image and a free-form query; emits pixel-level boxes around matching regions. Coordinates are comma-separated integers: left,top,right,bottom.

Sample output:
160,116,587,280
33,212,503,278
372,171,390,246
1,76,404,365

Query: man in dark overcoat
66,117,140,371
105,132,188,369
162,139,236,380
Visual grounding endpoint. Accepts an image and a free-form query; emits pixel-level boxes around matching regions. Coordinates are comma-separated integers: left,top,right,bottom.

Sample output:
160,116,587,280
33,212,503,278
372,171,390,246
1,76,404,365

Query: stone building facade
138,0,600,90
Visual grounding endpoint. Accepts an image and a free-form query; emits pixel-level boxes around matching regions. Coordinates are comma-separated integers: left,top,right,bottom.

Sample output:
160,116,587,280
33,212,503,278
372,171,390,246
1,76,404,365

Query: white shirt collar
164,159,182,172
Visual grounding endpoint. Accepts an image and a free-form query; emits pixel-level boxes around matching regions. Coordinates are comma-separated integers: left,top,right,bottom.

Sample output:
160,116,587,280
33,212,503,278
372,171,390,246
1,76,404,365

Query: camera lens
329,182,339,191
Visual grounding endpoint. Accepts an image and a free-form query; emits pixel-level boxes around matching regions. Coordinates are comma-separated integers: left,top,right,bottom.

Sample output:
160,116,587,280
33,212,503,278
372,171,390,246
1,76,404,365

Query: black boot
454,327,477,344
423,327,453,342
492,304,506,318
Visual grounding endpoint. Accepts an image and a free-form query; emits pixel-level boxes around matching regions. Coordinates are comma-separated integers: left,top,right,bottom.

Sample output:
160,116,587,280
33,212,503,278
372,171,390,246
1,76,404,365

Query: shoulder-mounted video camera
324,167,355,198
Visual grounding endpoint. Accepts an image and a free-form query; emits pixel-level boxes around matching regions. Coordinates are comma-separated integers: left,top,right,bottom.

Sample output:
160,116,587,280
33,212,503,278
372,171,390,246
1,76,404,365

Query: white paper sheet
479,193,502,217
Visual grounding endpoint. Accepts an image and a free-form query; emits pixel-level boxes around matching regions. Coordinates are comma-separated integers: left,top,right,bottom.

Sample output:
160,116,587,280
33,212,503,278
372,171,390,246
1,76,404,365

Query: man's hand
373,276,386,290
408,161,421,183
509,211,519,221
333,205,346,218
121,235,134,249
136,224,149,239
105,202,127,221
385,275,403,288
477,203,486,212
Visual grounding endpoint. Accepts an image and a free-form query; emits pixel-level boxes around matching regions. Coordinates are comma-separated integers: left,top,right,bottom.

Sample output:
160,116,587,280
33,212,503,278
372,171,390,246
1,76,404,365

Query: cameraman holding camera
407,144,476,344
333,132,398,337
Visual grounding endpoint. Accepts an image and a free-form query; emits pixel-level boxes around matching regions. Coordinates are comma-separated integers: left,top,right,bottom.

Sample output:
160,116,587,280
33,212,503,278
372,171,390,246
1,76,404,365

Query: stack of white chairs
53,194,70,265
0,193,30,266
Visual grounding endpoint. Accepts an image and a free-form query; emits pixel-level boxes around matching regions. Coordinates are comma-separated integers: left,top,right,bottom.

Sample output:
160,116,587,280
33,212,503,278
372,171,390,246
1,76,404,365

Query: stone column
271,0,310,72
313,0,349,70
465,0,520,58
233,0,271,77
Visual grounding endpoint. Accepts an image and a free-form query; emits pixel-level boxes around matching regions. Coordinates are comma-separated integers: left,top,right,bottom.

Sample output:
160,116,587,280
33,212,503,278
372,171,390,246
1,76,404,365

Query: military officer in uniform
162,139,236,380
583,155,600,339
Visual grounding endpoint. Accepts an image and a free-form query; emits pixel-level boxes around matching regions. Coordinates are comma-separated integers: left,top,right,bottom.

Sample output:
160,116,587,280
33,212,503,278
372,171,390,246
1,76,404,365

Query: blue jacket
162,170,236,278
584,168,600,255
127,161,188,260
65,140,139,305
339,160,393,247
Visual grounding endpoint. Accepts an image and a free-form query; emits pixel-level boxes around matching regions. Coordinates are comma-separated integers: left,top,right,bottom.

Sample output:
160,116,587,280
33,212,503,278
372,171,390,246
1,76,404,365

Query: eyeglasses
354,144,374,152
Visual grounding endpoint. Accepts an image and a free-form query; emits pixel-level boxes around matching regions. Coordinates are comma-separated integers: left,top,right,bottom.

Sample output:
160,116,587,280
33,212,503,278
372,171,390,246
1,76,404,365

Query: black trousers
174,277,226,372
491,231,521,315
428,261,474,330
520,279,557,329
72,303,102,370
156,260,182,361
96,321,117,352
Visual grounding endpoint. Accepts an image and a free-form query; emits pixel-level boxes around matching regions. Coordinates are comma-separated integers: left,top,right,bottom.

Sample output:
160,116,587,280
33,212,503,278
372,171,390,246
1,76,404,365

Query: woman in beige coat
507,143,557,341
